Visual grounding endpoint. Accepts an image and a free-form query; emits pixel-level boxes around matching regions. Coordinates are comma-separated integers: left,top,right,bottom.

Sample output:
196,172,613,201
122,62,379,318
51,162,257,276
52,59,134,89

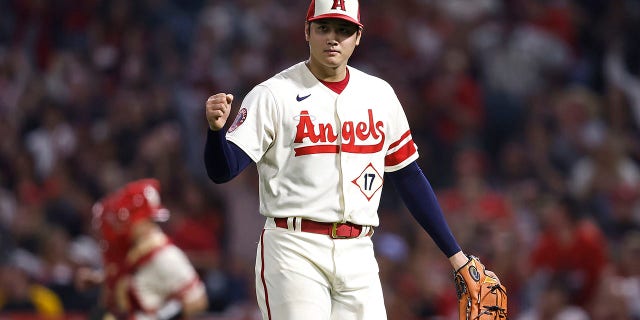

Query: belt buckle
331,222,349,239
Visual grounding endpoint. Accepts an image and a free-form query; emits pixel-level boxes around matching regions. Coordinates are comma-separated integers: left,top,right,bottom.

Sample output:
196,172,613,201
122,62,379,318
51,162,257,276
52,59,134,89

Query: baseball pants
255,217,387,320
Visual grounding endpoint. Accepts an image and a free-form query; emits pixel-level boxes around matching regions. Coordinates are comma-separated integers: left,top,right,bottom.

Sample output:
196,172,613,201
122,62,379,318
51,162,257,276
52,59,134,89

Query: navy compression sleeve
204,129,252,183
386,161,461,257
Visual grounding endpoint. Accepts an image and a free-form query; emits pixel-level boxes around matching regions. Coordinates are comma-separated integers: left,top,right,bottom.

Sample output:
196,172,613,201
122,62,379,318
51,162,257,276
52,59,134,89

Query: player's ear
355,28,362,46
305,22,311,41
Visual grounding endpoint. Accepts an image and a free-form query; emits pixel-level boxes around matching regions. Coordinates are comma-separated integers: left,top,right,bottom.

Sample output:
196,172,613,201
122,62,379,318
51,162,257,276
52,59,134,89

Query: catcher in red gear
77,178,208,320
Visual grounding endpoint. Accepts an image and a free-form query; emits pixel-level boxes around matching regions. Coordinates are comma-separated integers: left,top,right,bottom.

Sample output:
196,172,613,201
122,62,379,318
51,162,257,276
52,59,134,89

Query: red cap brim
308,13,363,27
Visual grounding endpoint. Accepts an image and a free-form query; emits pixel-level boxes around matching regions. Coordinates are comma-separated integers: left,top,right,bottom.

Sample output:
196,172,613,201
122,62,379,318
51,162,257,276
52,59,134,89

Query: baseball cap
306,0,363,28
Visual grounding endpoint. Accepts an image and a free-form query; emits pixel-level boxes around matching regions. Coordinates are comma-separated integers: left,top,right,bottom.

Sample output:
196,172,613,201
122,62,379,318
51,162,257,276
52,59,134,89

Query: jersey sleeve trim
388,130,412,150
385,130,418,169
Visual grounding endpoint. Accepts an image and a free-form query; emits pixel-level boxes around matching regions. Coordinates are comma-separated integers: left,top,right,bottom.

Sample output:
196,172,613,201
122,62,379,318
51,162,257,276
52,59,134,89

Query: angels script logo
293,109,385,156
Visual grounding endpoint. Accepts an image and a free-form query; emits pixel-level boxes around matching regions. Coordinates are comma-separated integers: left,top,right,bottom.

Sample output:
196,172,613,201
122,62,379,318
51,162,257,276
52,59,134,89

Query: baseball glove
454,255,507,320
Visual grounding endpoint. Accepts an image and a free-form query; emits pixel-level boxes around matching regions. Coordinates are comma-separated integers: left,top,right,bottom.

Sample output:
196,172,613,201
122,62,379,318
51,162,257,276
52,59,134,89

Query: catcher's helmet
92,178,169,245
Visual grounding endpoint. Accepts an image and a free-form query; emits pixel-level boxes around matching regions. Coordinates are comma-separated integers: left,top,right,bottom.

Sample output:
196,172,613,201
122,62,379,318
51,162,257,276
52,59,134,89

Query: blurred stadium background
0,0,639,319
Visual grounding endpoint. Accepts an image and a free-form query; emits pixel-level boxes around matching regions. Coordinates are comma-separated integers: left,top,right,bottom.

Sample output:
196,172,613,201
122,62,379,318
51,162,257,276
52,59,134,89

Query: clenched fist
205,93,234,131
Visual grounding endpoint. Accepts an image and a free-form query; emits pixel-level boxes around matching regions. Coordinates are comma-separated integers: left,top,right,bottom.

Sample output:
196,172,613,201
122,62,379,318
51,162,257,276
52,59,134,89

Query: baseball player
204,0,501,319
78,179,208,319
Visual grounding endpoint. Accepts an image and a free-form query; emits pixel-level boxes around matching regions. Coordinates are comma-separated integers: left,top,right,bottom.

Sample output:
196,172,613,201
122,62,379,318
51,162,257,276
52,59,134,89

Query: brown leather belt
273,217,372,239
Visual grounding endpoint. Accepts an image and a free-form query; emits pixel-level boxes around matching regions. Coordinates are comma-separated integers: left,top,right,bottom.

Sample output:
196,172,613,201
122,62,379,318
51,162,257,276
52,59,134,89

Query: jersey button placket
335,94,349,223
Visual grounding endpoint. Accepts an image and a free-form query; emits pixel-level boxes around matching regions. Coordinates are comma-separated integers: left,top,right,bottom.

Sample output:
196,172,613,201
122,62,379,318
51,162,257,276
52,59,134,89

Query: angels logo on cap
306,0,363,28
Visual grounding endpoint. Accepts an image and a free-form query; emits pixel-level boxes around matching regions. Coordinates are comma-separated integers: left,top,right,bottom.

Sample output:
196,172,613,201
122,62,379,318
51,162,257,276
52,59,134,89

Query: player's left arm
386,162,504,274
385,161,465,267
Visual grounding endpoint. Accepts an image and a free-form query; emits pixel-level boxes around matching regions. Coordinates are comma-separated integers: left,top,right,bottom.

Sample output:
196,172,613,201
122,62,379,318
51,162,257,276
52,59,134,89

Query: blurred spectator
567,128,639,197
548,85,603,175
374,207,418,319
604,13,640,130
36,225,98,312
517,274,590,320
166,180,223,272
469,0,573,157
419,46,486,179
600,183,640,244
590,231,640,319
612,231,640,318
24,86,77,181
437,146,514,227
603,18,640,165
163,179,248,313
567,126,640,233
521,111,567,195
0,250,64,317
526,194,608,308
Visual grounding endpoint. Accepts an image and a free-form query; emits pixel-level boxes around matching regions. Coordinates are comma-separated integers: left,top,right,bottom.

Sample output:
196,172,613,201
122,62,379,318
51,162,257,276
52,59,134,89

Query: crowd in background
0,0,639,319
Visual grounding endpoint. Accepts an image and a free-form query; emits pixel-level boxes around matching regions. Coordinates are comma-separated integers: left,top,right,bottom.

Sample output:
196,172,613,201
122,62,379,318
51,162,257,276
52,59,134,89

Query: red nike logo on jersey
293,109,385,156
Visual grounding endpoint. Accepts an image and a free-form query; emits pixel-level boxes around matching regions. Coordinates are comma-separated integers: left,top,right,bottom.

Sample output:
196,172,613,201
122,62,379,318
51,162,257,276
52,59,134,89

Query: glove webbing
474,284,507,320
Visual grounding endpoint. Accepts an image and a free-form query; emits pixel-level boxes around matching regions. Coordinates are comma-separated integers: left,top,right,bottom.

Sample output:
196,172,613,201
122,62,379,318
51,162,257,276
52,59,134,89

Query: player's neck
127,223,168,262
305,59,347,82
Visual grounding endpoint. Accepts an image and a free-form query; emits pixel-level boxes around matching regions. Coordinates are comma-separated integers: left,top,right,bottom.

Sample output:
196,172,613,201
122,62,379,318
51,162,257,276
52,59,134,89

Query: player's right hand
206,93,233,131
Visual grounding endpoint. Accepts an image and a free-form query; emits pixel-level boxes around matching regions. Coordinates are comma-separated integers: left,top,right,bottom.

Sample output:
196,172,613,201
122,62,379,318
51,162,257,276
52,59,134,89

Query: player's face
306,19,361,74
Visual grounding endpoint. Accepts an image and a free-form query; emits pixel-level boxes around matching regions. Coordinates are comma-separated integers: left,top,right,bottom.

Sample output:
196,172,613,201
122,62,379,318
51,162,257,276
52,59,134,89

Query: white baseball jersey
226,61,418,226
105,233,206,318
131,245,204,313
